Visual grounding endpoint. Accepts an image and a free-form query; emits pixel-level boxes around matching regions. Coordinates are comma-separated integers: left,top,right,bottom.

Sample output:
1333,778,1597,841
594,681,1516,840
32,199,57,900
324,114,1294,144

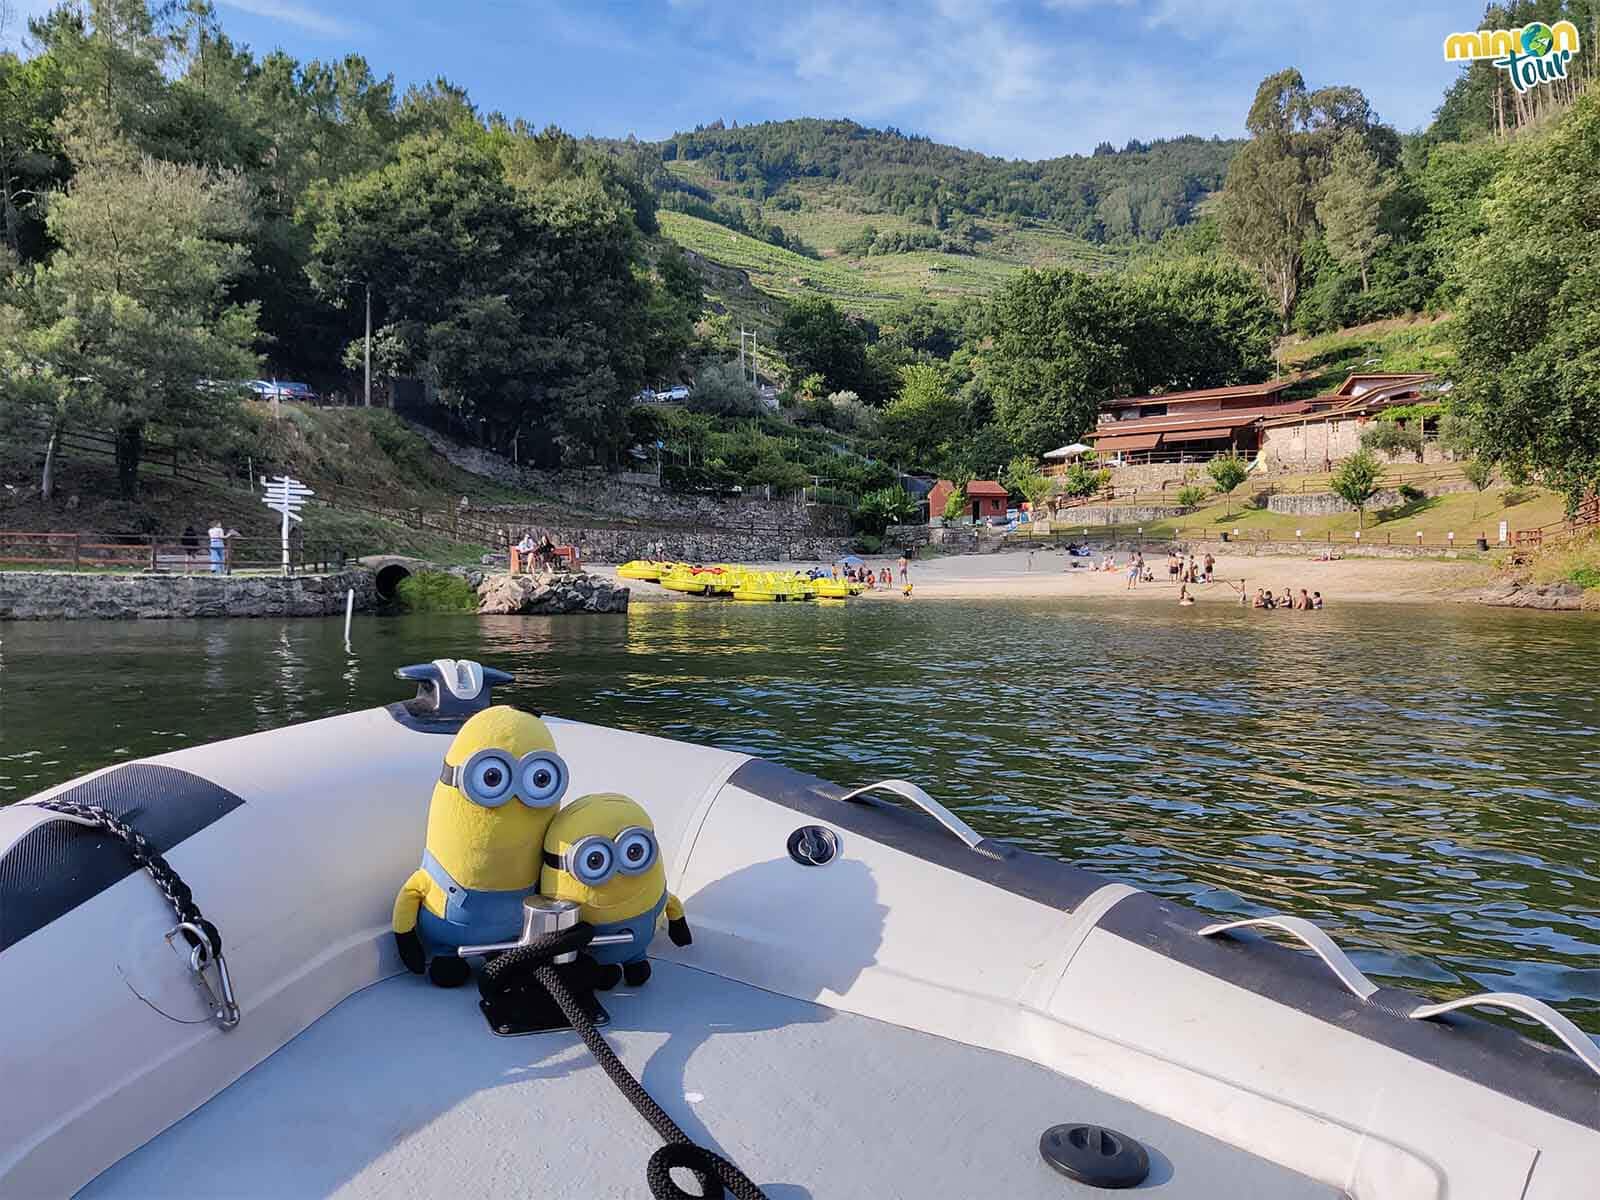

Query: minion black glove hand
668,916,693,947
395,929,426,974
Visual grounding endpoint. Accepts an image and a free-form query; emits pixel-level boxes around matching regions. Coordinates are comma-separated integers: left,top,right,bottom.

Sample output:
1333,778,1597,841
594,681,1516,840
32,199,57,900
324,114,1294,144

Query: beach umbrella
1044,443,1092,460
838,554,865,567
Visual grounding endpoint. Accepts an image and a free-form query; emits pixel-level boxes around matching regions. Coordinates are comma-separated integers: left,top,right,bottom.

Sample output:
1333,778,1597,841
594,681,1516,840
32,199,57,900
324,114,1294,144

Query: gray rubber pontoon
1,661,1596,1198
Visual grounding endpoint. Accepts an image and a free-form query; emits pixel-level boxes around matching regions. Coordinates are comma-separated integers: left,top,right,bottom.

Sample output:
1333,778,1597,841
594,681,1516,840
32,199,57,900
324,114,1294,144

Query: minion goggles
544,827,659,885
440,748,570,809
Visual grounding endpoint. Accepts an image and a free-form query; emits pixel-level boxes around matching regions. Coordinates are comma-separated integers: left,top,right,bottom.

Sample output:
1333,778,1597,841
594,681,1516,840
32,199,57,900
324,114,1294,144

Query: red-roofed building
1084,378,1306,464
928,478,1009,523
1259,373,1442,470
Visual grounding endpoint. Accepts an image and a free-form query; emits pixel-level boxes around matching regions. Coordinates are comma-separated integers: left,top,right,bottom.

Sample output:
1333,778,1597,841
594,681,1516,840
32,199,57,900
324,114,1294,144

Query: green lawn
1030,484,1566,545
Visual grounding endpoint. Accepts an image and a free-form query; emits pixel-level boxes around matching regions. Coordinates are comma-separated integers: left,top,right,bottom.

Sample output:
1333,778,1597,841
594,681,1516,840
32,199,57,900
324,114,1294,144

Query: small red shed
929,479,1010,523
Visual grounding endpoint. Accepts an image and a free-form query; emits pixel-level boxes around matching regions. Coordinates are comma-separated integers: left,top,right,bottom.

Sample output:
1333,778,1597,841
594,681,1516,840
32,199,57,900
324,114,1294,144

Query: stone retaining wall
0,568,376,621
1047,505,1193,528
1171,538,1485,560
1266,480,1476,516
410,420,849,534
549,526,856,564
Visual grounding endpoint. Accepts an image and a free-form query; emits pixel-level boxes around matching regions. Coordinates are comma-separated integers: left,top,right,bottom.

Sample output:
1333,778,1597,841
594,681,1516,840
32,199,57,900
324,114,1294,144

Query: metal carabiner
166,922,241,1030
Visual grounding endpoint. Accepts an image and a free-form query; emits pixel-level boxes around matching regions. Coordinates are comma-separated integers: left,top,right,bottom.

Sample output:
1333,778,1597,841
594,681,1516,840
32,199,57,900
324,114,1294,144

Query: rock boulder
477,570,628,616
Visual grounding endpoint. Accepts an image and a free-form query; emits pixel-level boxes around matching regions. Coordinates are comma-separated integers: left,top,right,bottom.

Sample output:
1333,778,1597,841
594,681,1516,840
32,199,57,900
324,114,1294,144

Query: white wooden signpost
261,475,315,577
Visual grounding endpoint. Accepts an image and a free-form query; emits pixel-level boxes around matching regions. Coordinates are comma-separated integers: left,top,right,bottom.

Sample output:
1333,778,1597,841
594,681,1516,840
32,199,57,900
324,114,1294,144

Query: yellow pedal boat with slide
617,559,671,581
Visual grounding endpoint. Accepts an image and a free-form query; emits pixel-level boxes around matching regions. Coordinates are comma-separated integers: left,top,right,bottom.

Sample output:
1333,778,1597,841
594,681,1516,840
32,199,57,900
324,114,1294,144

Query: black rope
484,929,769,1200
37,799,222,956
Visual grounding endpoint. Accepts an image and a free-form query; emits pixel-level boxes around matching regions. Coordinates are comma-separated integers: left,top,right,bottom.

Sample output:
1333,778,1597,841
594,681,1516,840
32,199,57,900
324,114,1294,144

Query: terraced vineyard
659,209,1121,316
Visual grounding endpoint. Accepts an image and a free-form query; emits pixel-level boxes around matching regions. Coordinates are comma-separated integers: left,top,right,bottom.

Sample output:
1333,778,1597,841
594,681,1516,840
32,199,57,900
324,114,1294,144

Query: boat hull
2,692,1596,1197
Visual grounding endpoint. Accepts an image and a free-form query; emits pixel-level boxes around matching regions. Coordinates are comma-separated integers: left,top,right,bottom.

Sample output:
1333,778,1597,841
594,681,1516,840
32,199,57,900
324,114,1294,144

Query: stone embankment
476,570,628,616
1265,481,1475,517
0,568,376,621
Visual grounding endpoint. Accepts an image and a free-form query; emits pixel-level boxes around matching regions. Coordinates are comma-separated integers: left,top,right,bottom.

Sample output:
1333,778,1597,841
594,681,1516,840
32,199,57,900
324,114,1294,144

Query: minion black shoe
428,955,472,988
623,959,652,987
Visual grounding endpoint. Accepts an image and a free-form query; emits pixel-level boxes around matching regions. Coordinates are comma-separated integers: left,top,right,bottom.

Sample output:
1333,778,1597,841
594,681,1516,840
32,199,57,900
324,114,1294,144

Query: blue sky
7,0,1479,158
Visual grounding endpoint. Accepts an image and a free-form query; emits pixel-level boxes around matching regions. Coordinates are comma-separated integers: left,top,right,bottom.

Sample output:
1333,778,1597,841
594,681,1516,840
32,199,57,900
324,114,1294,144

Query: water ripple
2,599,1597,1033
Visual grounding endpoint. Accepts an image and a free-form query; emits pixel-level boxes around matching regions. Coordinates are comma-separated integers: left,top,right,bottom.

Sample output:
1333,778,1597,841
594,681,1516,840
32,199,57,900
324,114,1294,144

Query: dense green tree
1,108,260,495
685,361,760,416
1206,453,1249,518
877,363,962,469
774,296,869,396
1126,259,1276,390
309,133,667,464
1220,70,1318,330
1330,448,1383,527
0,48,66,261
982,268,1136,455
1316,136,1394,292
1221,70,1393,329
1450,87,1600,506
853,485,916,535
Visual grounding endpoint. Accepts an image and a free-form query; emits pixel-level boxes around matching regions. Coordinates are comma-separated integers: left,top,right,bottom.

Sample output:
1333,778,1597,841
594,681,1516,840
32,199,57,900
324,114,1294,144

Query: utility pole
739,325,746,381
363,282,373,408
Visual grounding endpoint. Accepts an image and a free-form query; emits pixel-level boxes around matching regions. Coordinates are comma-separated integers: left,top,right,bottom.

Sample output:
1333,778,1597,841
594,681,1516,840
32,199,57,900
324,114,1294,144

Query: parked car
246,380,321,404
665,384,691,400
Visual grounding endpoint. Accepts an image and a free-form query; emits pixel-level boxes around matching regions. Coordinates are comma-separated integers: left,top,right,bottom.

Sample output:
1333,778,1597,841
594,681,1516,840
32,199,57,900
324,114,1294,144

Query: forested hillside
3,0,1597,526
647,119,1238,244
0,0,702,485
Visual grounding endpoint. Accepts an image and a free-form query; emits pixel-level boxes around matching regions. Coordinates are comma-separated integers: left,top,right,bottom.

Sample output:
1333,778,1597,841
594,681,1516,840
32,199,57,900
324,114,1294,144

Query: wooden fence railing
0,532,354,574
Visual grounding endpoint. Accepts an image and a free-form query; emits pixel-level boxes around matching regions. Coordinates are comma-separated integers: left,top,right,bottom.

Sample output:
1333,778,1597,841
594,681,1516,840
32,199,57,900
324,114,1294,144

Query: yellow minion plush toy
393,706,569,986
541,793,690,988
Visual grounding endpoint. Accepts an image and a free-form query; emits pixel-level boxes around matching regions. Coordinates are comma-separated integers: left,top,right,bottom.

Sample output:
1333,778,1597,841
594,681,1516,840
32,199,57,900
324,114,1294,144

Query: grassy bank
1022,482,1566,546
395,570,480,611
1277,314,1456,395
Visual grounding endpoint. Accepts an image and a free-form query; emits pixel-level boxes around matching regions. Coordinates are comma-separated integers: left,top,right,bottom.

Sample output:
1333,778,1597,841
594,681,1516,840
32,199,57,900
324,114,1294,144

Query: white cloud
215,0,357,39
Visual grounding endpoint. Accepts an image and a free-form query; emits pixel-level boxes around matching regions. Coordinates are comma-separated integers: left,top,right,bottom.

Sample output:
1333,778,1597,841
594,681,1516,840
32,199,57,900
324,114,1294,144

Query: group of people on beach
1253,587,1323,611
1114,550,1216,591
832,555,912,594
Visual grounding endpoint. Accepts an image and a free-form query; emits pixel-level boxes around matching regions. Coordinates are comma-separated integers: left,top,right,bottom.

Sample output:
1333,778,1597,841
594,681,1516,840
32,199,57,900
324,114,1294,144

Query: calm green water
2,600,1598,1032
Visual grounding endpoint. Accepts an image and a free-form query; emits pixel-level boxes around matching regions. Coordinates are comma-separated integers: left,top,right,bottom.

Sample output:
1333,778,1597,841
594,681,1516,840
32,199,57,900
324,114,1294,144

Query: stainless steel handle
838,779,985,851
1198,915,1380,1001
457,930,633,958
1409,993,1600,1079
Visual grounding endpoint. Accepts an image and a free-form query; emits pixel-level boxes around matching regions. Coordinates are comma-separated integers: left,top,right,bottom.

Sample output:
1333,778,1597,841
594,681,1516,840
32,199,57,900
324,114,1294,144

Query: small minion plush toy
541,793,691,988
393,706,569,986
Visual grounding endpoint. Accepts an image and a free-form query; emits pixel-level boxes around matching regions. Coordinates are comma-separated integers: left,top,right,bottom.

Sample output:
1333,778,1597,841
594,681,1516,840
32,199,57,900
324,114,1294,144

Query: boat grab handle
1198,916,1380,1001
837,779,986,852
1409,993,1600,1079
1202,916,1600,1079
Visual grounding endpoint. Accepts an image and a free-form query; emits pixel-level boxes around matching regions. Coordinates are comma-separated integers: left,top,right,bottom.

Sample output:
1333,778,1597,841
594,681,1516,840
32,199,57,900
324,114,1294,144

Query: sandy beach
595,548,1494,607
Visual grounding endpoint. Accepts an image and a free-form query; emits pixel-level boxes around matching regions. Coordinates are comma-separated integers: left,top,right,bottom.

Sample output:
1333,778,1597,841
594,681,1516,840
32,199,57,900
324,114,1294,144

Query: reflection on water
2,600,1598,1030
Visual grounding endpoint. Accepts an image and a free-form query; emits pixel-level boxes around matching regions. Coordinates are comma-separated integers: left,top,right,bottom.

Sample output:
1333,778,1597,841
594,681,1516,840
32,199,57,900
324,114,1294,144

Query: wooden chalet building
1082,380,1308,464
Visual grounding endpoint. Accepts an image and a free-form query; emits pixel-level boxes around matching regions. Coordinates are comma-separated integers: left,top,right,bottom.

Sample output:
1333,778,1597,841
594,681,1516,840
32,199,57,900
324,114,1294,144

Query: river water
2,599,1597,1032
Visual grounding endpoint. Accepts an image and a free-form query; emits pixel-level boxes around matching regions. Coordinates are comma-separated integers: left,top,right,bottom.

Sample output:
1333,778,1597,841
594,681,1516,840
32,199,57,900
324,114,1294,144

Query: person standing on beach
1203,553,1215,583
1126,553,1142,589
897,555,908,585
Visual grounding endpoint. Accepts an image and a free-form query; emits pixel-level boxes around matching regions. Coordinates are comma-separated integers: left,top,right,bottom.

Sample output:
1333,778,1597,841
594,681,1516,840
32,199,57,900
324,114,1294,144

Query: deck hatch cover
1039,1124,1150,1189
0,764,244,952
